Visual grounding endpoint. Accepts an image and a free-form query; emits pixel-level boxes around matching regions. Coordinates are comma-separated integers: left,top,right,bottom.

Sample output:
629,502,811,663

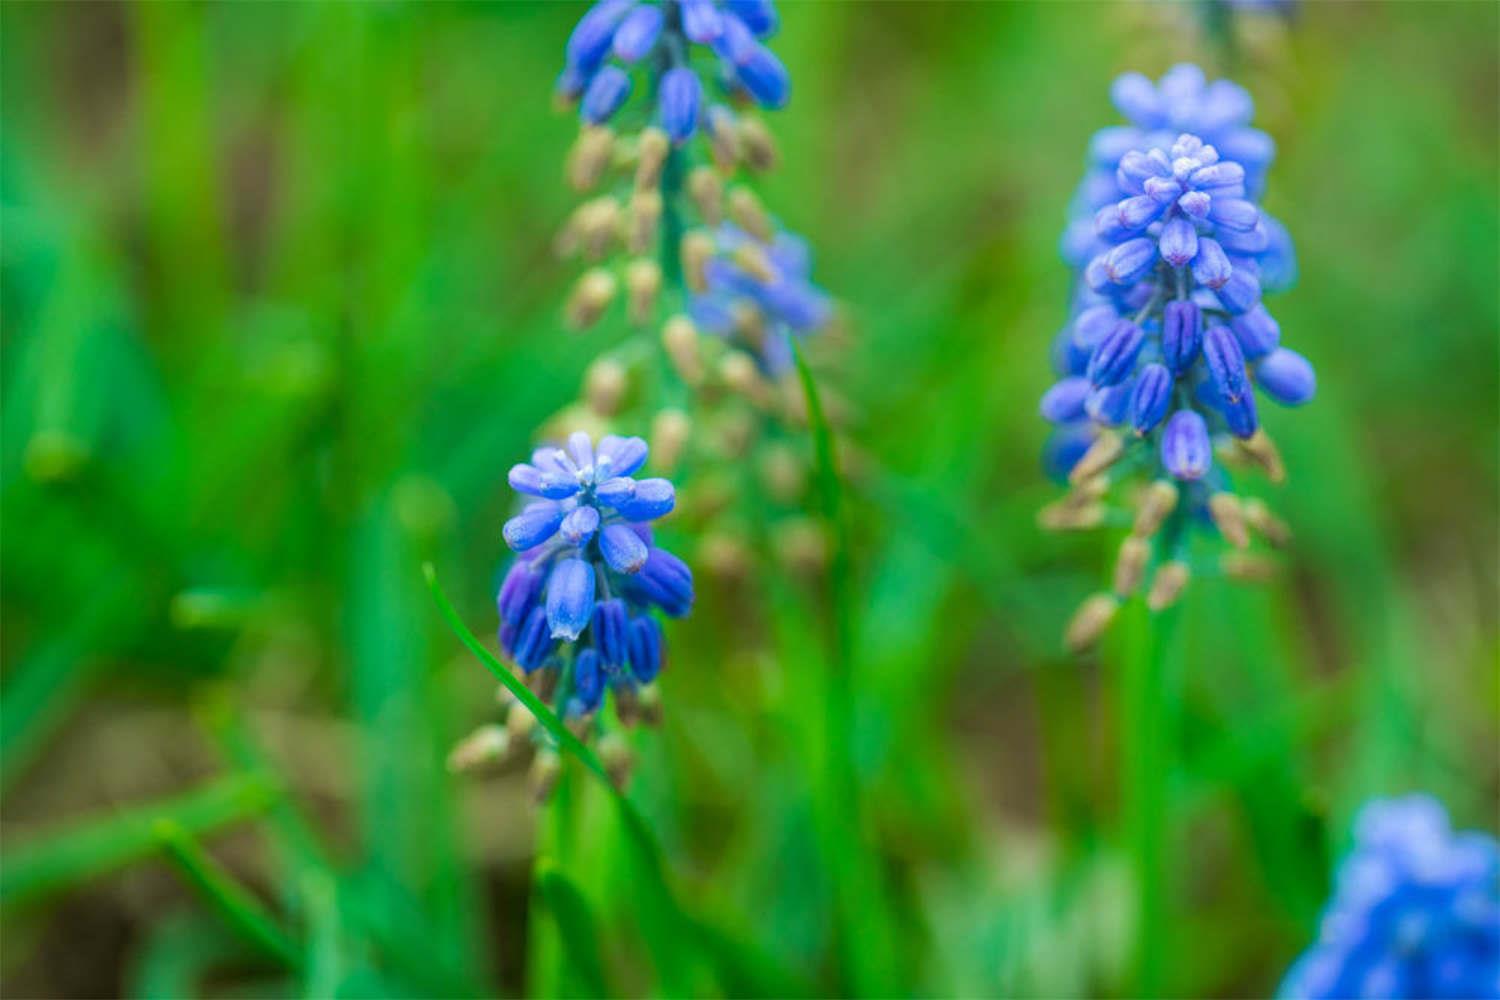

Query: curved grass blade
154,820,301,968
422,562,612,786
1,772,278,911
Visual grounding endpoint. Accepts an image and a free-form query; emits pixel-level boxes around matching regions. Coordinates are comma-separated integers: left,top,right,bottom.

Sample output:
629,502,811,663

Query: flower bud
1129,363,1173,435
1038,498,1107,531
598,732,634,791
1040,377,1092,424
760,443,806,503
1068,430,1125,486
661,315,705,386
1146,560,1191,611
506,701,537,742
737,116,778,171
732,243,776,283
1237,428,1286,484
1216,269,1261,315
581,66,631,124
731,301,767,349
681,231,714,292
1102,238,1157,285
584,357,628,416
626,188,663,254
720,350,773,407
699,532,753,581
634,126,669,190
1243,497,1292,547
1230,305,1280,359
1162,300,1202,374
1113,536,1150,596
727,187,772,242
566,126,614,191
1203,325,1249,403
658,66,702,144
565,268,617,329
1087,320,1145,387
1160,409,1211,481
636,684,663,727
1208,492,1250,549
447,724,510,773
625,258,662,326
1191,237,1232,289
1255,348,1317,406
706,104,740,171
528,749,562,805
774,517,827,578
650,407,692,473
688,166,723,224
1222,552,1278,583
1132,480,1179,537
1065,593,1119,653
716,409,758,457
1158,216,1198,267
571,197,621,260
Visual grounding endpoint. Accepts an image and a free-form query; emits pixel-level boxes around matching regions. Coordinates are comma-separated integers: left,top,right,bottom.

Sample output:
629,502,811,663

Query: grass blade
1,772,278,911
154,820,300,968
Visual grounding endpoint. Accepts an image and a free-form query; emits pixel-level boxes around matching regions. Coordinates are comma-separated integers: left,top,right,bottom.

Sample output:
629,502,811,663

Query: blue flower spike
1281,795,1500,1000
1047,65,1314,651
495,431,692,751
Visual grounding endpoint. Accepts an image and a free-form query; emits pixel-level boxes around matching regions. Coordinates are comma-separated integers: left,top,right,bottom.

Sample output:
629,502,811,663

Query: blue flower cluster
689,223,831,376
559,0,789,141
1043,65,1313,490
1281,795,1500,999
499,432,693,719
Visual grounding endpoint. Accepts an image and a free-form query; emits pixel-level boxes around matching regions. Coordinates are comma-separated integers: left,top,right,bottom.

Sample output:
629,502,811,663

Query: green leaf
534,859,610,999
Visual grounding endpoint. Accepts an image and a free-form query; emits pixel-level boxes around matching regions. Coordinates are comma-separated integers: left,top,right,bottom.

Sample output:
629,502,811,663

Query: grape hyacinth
1280,795,1500,999
1044,66,1315,652
500,431,691,713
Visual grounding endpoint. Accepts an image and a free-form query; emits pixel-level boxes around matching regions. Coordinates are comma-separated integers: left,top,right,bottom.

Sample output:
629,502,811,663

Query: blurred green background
2,2,1496,997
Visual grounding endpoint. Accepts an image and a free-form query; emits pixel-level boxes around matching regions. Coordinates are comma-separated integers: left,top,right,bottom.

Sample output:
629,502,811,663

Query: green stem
1122,599,1180,996
792,342,900,992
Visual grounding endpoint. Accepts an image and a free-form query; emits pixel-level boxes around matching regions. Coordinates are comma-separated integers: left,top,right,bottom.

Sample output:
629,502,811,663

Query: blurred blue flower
689,223,831,375
1281,794,1500,1000
559,0,788,139
497,431,692,722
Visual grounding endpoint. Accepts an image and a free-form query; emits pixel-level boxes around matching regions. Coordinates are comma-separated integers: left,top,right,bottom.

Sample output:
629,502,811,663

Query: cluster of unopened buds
1042,64,1316,652
452,0,844,798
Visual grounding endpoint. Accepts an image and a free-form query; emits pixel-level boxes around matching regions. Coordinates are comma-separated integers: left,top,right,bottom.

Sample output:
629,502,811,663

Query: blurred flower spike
559,0,790,138
1280,794,1500,999
1046,65,1313,650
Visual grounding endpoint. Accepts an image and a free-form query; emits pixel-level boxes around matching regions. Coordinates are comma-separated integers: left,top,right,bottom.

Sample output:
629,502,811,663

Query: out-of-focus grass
2,2,1496,997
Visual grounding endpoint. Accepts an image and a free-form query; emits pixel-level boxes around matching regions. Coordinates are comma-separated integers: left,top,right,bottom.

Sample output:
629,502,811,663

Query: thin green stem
1122,599,1180,997
422,563,612,786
